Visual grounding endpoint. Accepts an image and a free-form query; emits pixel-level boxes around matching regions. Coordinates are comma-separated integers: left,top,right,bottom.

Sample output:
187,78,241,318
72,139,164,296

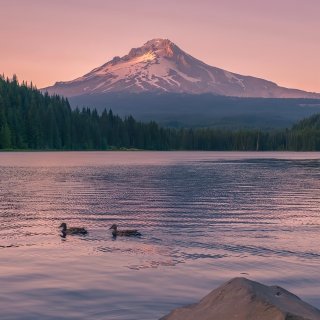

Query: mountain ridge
43,38,320,99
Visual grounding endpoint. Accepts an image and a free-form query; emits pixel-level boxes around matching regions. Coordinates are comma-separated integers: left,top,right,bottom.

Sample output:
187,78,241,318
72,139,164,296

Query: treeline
0,76,320,151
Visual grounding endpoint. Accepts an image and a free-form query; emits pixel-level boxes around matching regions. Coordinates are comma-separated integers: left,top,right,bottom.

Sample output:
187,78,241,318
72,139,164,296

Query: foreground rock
161,277,320,320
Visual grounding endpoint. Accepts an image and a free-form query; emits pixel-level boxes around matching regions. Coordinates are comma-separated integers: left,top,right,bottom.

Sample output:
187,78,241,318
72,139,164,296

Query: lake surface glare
0,151,319,319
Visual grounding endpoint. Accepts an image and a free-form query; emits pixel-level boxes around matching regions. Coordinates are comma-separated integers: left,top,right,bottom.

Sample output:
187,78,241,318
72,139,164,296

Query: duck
109,224,141,237
59,222,88,235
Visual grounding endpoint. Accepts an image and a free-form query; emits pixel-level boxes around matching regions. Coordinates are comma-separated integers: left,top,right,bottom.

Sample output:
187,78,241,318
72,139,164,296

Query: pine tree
0,123,11,149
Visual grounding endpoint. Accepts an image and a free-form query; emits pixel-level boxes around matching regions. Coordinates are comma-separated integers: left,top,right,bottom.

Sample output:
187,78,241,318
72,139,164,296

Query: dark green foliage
0,75,320,151
70,92,320,129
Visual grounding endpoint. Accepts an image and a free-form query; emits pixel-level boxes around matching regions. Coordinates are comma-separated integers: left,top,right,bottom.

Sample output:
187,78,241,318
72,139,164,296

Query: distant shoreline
1,149,320,153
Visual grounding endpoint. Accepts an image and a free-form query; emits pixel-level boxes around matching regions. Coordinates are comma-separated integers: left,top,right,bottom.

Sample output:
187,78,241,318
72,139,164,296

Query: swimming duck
109,224,141,237
59,223,88,235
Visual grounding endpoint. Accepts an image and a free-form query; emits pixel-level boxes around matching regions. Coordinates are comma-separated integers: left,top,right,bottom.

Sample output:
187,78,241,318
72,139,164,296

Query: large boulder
161,277,320,320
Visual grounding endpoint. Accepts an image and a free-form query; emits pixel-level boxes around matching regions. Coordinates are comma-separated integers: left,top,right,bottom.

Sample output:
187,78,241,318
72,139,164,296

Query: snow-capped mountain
43,39,320,98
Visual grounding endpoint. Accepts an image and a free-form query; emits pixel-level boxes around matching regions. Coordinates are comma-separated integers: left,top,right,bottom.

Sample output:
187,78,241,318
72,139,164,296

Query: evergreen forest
1,76,320,151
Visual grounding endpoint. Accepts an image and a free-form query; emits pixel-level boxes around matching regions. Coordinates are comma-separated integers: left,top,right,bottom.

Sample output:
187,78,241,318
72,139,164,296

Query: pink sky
1,0,319,92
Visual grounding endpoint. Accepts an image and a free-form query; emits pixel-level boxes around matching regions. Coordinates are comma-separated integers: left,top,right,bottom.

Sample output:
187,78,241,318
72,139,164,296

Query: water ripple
0,152,319,319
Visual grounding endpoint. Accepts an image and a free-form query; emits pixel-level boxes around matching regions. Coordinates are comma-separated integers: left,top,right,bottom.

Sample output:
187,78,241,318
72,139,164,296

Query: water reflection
0,152,319,319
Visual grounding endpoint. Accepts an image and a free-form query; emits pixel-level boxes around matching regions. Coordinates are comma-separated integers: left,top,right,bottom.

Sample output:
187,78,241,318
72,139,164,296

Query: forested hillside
0,76,320,151
0,75,168,150
69,92,320,129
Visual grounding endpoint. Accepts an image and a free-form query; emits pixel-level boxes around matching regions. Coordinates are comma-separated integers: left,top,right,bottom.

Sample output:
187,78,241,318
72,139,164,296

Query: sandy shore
161,277,320,320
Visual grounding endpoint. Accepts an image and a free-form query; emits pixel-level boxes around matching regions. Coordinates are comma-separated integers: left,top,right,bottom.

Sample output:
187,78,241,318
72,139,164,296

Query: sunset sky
1,0,319,92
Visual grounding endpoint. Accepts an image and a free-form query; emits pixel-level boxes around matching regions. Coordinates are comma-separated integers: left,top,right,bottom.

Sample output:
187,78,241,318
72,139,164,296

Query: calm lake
0,151,320,319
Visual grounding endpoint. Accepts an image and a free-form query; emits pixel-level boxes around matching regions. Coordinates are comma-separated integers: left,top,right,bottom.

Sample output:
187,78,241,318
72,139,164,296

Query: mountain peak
43,39,320,99
127,38,176,59
144,38,172,47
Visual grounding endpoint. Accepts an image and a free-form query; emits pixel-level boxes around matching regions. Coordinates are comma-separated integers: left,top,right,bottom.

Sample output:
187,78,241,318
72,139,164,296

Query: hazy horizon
1,0,319,92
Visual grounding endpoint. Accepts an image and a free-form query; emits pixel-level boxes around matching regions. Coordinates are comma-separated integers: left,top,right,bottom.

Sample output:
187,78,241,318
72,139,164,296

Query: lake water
0,151,320,319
